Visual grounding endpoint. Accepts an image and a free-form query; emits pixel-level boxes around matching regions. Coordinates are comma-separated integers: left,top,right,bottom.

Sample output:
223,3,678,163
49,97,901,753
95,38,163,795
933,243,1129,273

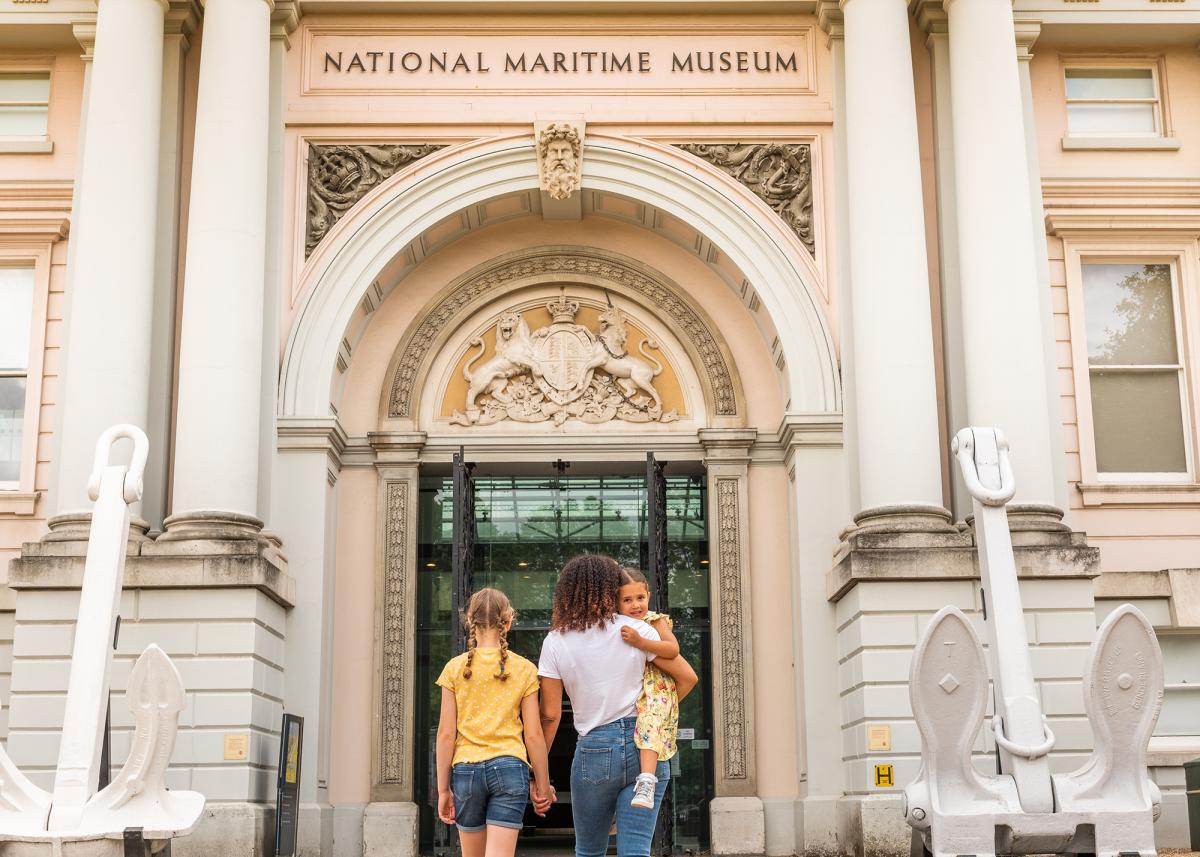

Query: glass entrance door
413,471,714,855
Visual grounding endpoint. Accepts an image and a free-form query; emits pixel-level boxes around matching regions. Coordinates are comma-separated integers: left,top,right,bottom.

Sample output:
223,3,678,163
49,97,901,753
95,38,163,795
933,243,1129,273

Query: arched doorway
273,134,840,857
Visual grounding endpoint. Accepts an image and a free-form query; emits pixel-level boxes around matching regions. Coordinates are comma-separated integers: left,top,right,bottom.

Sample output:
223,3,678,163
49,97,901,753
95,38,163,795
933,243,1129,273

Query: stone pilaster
363,432,425,857
700,428,763,855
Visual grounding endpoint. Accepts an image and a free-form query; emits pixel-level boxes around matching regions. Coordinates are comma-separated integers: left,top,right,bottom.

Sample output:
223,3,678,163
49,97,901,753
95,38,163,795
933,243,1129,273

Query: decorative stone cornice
165,0,201,50
777,412,843,453
676,143,815,255
911,0,948,39
0,180,72,242
306,144,445,258
271,0,301,45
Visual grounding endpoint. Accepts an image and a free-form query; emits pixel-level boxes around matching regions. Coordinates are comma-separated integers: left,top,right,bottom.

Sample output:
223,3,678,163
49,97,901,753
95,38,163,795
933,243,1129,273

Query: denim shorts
451,755,529,832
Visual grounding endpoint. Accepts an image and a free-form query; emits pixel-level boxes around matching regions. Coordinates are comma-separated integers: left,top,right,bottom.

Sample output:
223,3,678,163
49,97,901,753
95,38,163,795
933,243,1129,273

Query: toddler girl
436,588,553,857
616,567,691,810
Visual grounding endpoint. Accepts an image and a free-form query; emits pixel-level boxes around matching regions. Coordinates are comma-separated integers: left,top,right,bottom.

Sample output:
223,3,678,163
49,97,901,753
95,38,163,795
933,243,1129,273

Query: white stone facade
0,2,1198,856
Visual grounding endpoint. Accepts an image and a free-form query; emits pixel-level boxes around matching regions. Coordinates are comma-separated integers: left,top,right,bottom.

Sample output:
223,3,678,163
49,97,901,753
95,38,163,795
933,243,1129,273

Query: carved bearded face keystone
537,124,582,201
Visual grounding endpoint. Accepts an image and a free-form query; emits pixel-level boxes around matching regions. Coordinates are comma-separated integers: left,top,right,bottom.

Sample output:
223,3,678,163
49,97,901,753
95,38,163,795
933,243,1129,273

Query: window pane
0,376,26,482
1065,67,1154,99
1157,687,1200,737
0,267,34,370
1160,637,1200,685
0,72,50,103
1082,263,1177,366
1090,370,1186,473
0,105,48,137
1067,102,1156,135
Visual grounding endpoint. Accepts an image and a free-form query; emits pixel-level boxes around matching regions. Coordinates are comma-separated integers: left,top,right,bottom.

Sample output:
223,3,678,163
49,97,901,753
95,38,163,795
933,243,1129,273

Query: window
1156,636,1200,737
1065,66,1161,137
0,72,50,139
1081,262,1188,476
0,267,34,486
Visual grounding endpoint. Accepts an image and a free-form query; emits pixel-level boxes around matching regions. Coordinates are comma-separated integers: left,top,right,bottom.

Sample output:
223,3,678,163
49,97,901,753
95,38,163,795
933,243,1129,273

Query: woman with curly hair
537,554,698,857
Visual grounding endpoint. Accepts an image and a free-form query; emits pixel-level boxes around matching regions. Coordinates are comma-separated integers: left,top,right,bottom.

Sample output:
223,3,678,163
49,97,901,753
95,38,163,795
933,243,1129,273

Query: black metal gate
645,452,673,857
451,448,476,656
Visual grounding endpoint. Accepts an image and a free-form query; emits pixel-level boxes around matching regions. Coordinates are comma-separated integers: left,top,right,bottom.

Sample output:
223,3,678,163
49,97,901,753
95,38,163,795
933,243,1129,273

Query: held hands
530,782,556,816
437,789,456,825
619,626,646,649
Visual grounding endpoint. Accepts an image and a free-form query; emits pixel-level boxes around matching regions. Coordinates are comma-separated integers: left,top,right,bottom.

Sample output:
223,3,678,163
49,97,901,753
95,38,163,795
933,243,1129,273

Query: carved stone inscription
380,480,410,785
677,143,814,254
453,292,678,426
307,144,444,257
716,477,748,780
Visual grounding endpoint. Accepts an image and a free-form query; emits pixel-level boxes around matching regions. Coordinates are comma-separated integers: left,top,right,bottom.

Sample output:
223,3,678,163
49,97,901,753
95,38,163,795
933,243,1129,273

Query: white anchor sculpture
0,425,204,854
905,427,1163,857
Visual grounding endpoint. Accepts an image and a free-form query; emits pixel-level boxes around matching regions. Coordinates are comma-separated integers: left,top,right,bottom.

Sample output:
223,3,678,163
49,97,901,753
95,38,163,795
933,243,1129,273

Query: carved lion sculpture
462,312,538,422
576,305,665,411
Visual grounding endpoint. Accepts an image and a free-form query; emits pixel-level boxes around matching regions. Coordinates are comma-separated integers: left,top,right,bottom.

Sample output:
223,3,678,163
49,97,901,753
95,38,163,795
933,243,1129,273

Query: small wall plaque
224,734,248,761
867,724,892,751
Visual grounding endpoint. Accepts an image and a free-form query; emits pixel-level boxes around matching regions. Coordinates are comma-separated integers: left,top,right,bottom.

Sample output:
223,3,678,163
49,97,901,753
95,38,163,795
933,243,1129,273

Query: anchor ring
991,715,1056,759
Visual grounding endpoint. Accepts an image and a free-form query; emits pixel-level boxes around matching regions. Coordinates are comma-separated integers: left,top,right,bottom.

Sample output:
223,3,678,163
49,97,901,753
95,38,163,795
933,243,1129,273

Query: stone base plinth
363,802,418,857
172,802,274,857
711,796,766,855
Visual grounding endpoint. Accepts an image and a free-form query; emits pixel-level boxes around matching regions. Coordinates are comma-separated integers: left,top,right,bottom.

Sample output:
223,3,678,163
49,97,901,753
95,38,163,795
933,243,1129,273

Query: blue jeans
451,756,530,832
570,717,671,857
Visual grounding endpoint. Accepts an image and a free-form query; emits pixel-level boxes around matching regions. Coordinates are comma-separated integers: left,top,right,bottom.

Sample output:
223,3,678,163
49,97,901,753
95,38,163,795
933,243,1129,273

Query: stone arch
279,133,839,419
379,246,743,429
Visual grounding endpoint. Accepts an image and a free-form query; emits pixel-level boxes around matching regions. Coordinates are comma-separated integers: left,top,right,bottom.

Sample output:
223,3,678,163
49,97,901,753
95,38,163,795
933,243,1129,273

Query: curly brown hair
551,554,621,632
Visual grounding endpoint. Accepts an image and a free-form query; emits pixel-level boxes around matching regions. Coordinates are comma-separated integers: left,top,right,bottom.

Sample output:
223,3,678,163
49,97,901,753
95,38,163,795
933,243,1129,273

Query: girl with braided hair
537,555,698,857
435,588,553,857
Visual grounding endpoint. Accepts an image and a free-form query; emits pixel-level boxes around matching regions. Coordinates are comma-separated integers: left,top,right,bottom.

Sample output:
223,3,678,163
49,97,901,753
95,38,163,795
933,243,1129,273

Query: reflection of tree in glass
1095,265,1174,365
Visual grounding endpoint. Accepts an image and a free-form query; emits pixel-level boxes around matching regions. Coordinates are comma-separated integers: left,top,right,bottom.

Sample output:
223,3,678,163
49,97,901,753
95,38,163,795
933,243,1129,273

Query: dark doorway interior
413,468,714,855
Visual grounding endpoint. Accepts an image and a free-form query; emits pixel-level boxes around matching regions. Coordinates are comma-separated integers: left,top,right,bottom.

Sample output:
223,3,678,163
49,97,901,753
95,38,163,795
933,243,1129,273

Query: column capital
815,0,844,42
71,18,97,62
911,0,948,41
165,0,201,52
1013,16,1043,62
272,0,300,45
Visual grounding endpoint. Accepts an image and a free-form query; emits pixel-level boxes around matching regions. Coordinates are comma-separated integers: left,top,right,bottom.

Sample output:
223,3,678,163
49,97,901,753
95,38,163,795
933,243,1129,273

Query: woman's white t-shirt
538,615,660,736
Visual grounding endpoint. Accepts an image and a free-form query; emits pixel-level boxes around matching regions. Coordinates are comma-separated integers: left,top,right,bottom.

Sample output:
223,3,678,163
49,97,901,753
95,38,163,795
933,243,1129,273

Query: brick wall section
7,587,284,802
834,578,1095,797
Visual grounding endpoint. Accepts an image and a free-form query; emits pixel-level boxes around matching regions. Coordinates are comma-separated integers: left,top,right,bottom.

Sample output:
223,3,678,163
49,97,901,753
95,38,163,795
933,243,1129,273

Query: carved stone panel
716,476,749,781
677,143,814,255
379,479,411,787
451,292,679,427
307,144,444,257
387,250,737,419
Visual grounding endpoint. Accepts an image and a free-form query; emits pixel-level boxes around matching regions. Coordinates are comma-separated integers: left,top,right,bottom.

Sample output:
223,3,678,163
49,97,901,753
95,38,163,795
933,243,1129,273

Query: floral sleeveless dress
634,611,679,761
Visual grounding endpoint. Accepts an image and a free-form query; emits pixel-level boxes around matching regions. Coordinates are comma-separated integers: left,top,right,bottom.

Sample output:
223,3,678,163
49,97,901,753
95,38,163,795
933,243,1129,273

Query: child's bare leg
639,748,659,777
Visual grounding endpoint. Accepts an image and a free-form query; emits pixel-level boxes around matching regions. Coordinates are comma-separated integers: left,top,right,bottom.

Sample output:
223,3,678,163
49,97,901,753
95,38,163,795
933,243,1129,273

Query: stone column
1015,19,1070,516
943,0,1059,511
700,429,764,856
839,0,946,526
49,0,166,521
143,5,198,532
169,0,273,533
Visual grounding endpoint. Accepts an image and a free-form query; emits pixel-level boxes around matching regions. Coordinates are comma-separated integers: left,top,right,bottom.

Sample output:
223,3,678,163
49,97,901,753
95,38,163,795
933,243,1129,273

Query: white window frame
0,249,50,496
1059,55,1178,151
1064,240,1200,489
0,58,55,154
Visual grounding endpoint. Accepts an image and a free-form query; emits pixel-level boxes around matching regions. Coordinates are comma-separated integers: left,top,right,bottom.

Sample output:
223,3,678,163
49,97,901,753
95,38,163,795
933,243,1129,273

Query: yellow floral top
635,611,680,762
436,648,540,766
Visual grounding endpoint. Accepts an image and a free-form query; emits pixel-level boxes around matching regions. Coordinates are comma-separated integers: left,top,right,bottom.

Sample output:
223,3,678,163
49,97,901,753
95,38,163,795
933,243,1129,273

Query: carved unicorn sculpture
0,426,204,855
905,427,1162,857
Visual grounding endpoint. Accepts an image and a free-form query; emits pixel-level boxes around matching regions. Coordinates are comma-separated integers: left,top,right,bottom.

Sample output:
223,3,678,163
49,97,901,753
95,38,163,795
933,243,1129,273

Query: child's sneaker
631,774,657,809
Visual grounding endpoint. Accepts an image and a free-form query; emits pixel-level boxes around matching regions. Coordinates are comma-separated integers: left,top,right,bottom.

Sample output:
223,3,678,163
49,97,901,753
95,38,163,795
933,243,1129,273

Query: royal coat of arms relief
450,294,679,427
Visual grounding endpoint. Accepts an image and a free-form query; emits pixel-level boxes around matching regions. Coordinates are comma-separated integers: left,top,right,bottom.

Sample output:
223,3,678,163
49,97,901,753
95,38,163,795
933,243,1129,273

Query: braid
495,621,510,681
463,626,477,680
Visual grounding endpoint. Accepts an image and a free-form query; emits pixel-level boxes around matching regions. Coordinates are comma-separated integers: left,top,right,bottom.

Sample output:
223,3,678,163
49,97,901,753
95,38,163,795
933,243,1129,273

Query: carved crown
546,293,580,323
